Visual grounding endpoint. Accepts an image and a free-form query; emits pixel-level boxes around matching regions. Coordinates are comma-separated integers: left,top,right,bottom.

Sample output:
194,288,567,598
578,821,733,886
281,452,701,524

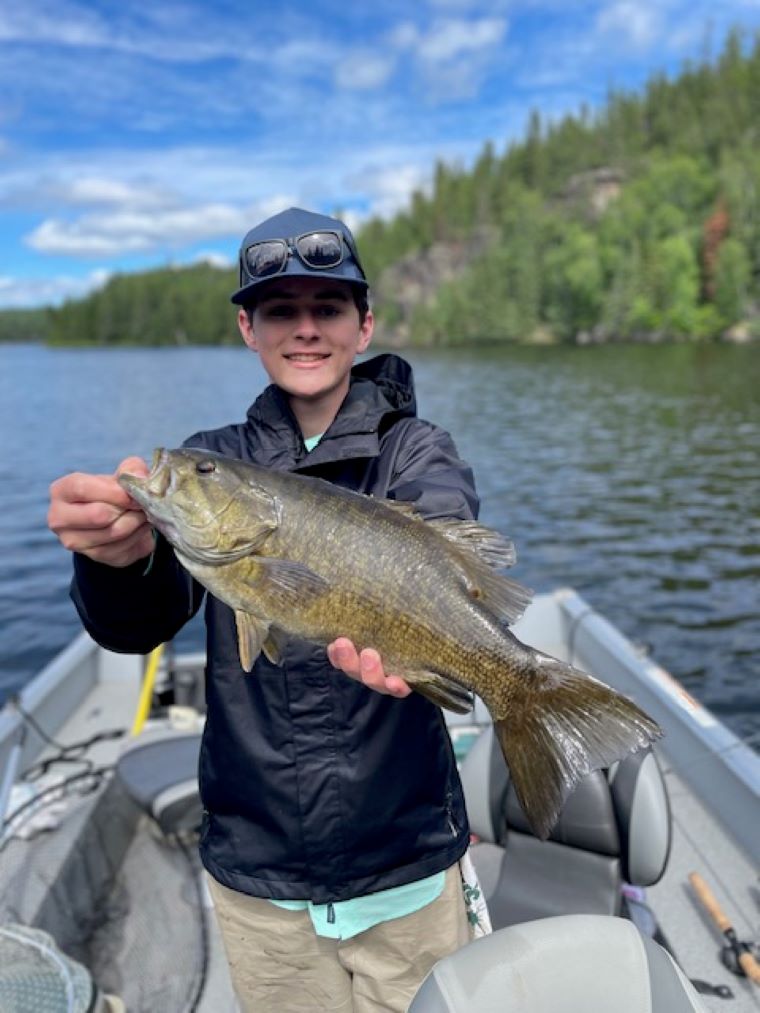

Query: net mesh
0,925,93,1013
0,778,208,1012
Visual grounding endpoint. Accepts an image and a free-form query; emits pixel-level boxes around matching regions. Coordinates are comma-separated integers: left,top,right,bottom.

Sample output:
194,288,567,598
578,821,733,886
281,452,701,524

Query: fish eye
196,460,216,475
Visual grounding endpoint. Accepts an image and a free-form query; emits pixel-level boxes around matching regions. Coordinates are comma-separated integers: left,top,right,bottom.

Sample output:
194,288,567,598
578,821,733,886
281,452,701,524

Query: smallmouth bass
120,447,661,839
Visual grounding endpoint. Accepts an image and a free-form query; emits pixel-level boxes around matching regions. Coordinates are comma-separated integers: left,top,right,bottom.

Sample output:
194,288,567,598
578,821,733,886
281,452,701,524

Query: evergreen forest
5,29,760,347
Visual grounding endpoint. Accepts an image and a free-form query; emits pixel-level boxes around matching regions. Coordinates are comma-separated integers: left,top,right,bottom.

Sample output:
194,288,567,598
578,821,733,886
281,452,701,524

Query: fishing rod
689,871,760,985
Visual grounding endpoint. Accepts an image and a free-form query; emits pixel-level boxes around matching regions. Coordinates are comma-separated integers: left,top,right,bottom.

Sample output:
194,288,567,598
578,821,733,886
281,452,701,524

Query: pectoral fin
403,670,474,715
244,557,329,610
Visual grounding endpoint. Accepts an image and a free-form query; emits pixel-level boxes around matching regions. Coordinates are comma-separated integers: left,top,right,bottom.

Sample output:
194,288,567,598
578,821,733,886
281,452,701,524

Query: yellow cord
130,644,165,736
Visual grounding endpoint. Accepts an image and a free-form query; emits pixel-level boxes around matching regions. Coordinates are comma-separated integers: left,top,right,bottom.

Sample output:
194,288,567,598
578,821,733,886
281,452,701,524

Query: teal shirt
286,431,445,939
270,872,446,940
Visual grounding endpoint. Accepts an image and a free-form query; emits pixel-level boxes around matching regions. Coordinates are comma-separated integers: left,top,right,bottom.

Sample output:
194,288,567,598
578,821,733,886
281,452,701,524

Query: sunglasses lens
296,232,343,268
244,241,287,279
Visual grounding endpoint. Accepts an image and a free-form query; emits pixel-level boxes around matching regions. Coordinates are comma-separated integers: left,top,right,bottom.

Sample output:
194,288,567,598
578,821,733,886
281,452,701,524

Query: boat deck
2,592,759,1012
648,761,760,1011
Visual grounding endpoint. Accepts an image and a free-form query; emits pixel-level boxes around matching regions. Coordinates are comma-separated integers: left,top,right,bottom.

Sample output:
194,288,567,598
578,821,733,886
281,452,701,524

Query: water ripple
1,342,758,750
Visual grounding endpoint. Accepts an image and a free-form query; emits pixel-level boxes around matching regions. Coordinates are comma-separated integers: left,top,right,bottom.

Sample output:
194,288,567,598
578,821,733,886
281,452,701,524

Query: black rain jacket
71,353,477,903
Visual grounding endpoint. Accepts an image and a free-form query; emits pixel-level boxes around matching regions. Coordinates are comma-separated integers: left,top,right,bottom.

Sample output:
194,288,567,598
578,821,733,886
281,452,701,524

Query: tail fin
493,652,662,840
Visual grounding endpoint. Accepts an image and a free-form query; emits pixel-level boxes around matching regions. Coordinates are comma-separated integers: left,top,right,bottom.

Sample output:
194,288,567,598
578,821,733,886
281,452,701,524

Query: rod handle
689,872,760,985
738,951,760,986
688,871,731,932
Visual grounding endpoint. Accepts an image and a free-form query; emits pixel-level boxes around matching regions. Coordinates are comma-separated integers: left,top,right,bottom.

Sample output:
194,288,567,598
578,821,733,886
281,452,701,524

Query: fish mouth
119,447,171,500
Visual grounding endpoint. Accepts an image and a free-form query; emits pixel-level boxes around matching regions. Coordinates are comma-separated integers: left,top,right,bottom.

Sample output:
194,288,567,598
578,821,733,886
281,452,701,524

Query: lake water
1,341,758,747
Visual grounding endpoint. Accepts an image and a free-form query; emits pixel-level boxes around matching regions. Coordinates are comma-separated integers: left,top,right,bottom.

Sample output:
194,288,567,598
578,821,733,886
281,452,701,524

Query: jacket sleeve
386,419,479,522
70,534,205,654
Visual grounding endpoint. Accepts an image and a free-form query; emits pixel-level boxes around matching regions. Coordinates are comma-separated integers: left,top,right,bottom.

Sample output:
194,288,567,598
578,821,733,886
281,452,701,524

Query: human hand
48,456,155,568
327,638,412,698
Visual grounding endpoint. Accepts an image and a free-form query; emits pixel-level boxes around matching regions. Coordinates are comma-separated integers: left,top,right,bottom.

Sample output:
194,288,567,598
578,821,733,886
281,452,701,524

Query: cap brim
230,268,369,305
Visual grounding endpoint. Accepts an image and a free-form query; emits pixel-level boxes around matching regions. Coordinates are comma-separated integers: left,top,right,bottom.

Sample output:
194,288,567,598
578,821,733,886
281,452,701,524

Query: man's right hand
48,456,155,568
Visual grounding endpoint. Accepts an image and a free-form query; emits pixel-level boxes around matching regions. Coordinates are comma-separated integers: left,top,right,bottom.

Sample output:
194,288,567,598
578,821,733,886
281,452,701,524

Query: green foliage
0,308,51,342
48,263,239,346
372,30,760,345
33,29,760,347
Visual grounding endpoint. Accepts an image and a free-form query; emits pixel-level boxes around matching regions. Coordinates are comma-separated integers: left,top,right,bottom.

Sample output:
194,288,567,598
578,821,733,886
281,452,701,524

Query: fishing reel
721,938,760,977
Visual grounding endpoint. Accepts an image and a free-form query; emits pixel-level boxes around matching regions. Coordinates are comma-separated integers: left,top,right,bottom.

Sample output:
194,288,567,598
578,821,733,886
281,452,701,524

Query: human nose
291,309,321,340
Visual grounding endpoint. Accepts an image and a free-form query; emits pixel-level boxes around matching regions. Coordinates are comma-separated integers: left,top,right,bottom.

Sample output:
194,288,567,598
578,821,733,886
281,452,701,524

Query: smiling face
238,276,373,437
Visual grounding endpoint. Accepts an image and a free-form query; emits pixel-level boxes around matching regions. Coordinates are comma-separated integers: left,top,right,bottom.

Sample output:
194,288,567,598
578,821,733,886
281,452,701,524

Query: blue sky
2,0,760,309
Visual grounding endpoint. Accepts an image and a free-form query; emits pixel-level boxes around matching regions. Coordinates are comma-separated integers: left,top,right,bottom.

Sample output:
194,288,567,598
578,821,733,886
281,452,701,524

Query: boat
0,588,758,1011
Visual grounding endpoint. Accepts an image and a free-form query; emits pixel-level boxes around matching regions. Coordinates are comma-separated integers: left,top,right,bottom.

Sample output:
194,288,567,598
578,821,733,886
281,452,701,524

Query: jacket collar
245,353,417,470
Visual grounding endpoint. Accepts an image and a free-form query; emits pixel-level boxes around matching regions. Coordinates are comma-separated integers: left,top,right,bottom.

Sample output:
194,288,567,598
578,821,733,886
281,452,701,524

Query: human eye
263,303,294,319
316,303,342,318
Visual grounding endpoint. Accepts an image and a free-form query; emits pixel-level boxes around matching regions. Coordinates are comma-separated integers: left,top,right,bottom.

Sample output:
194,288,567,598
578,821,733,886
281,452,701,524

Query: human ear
357,309,374,353
238,308,258,351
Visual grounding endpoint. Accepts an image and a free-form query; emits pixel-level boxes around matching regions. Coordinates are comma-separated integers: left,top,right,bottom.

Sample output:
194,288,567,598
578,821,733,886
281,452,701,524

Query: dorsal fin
461,567,533,625
379,498,531,624
379,500,517,570
426,517,517,570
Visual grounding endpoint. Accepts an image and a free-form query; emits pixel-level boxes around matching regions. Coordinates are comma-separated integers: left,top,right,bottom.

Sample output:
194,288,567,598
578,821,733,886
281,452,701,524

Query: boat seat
115,728,202,836
460,724,671,928
408,914,707,1012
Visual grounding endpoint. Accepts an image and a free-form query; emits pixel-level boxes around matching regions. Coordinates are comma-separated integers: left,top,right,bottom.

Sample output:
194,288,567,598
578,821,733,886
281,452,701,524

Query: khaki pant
207,865,471,1012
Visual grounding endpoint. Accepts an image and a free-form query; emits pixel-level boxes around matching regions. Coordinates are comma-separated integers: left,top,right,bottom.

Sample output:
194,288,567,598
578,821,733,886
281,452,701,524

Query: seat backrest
459,724,671,926
408,914,708,1013
461,723,670,883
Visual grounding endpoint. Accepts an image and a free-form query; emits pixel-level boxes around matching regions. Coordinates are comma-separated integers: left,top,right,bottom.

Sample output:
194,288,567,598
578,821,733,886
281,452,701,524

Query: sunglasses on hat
239,230,366,286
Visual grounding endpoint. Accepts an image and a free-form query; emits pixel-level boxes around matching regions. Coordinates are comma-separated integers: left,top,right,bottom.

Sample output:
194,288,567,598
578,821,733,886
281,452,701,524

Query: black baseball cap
231,207,369,305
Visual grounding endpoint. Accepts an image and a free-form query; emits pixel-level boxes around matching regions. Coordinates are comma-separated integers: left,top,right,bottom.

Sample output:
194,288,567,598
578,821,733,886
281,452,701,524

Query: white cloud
26,202,247,257
418,18,507,63
335,53,395,91
0,267,110,308
346,162,433,219
0,1,251,64
193,250,233,269
388,16,508,100
595,2,661,50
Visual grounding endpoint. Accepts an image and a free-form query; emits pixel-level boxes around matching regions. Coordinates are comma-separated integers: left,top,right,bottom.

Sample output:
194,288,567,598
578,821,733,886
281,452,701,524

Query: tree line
3,28,759,346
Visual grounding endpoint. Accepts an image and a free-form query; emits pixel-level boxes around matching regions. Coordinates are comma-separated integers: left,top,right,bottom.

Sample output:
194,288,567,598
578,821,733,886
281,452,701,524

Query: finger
359,650,411,698
50,471,138,512
55,512,152,553
116,456,151,479
384,674,412,698
359,648,397,696
84,524,156,568
115,457,151,510
327,637,361,677
76,514,153,552
49,496,145,534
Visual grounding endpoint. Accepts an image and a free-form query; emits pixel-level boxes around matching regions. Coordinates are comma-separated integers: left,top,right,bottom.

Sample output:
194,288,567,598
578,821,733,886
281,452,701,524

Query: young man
48,207,482,1012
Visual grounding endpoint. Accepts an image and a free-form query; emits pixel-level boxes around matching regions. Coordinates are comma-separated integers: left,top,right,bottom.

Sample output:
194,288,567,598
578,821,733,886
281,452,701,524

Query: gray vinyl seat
408,914,708,1012
115,727,203,835
460,724,671,928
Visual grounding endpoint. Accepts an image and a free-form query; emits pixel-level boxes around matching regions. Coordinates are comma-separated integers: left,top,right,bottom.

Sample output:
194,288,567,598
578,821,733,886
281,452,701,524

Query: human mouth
284,353,330,363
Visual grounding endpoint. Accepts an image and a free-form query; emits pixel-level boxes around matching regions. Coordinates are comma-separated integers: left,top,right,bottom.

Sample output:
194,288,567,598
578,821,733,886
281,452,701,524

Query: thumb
115,456,150,479
115,456,151,510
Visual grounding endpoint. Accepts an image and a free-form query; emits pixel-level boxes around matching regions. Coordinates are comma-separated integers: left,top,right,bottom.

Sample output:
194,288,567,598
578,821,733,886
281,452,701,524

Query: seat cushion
116,730,202,835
